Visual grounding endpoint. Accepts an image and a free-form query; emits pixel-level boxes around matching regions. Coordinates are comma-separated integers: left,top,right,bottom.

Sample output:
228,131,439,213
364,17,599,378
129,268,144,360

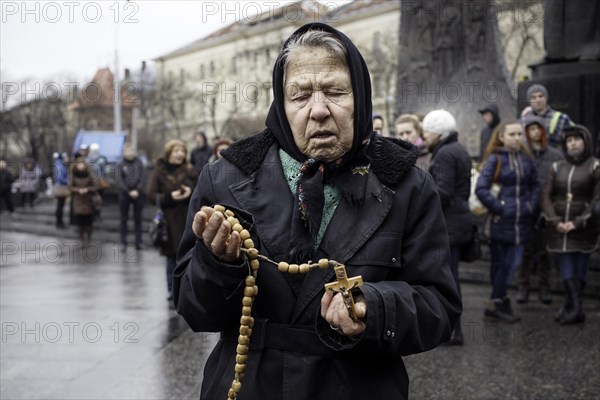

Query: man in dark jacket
478,104,501,160
423,109,473,346
173,23,461,400
118,143,146,250
190,131,212,173
0,160,15,215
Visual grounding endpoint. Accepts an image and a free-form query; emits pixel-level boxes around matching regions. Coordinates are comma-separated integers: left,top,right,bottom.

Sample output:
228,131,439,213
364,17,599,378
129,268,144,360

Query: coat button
392,257,397,263
386,330,392,337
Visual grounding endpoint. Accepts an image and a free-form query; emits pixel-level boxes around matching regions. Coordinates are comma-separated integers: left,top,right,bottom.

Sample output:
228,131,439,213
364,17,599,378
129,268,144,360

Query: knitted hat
526,83,548,101
422,109,456,139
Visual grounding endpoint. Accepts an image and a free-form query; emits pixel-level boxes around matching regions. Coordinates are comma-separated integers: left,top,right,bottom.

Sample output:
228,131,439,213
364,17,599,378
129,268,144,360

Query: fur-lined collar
221,130,418,188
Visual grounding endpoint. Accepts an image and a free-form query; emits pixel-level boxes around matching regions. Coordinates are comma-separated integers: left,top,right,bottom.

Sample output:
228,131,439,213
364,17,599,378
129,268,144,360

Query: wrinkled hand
321,292,366,337
129,190,139,199
192,206,241,262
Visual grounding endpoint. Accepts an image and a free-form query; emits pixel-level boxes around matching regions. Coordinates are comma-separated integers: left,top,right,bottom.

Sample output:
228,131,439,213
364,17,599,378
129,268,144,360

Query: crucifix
324,264,364,321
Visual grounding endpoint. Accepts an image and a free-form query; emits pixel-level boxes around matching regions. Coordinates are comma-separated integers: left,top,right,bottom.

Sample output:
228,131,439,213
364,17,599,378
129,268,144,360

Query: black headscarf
265,23,374,262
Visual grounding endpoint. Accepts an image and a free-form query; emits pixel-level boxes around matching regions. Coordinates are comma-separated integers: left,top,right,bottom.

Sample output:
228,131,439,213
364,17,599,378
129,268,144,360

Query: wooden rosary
210,205,364,400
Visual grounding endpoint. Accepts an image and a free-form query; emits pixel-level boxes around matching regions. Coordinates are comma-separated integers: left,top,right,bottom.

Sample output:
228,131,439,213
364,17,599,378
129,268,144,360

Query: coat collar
222,129,418,190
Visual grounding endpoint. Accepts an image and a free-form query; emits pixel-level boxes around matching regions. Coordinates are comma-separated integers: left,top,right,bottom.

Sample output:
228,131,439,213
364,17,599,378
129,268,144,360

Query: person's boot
516,287,529,304
502,297,521,322
445,317,464,346
560,280,585,324
484,299,518,323
555,280,571,322
538,287,552,304
78,228,85,248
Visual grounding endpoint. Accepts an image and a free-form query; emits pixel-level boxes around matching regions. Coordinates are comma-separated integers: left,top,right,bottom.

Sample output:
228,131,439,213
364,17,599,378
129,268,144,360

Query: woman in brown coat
542,125,600,324
147,140,199,300
69,160,97,248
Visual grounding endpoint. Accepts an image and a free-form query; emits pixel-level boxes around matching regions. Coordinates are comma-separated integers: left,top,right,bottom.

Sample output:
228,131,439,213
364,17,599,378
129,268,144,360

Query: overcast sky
1,0,348,85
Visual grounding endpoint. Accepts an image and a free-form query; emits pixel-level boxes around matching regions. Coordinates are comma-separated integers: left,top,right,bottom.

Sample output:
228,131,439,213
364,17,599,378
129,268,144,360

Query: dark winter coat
173,131,461,400
0,168,15,192
476,148,540,245
429,132,474,246
190,145,213,174
117,157,146,194
541,127,600,253
69,170,97,216
479,104,501,160
147,159,198,256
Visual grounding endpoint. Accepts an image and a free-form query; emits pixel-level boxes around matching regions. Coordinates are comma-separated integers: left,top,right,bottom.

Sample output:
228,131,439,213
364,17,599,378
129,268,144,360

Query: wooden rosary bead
232,223,244,233
236,354,248,364
236,344,248,354
319,258,330,269
244,238,255,249
244,286,255,297
214,205,226,213
278,262,289,272
288,264,299,274
228,388,235,399
240,326,251,335
248,317,255,328
235,372,244,381
240,315,253,325
253,286,258,296
242,296,252,306
224,209,234,217
299,263,309,274
235,363,246,373
250,259,260,270
233,380,242,392
242,306,252,316
238,335,249,346
245,276,255,286
240,229,251,240
246,248,259,259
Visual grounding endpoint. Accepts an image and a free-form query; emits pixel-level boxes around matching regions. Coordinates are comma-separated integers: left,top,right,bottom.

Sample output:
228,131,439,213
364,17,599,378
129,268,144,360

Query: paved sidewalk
1,230,599,399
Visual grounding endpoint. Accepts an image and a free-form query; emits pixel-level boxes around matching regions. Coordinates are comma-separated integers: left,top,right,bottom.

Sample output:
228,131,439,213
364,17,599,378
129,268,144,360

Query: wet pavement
1,230,599,399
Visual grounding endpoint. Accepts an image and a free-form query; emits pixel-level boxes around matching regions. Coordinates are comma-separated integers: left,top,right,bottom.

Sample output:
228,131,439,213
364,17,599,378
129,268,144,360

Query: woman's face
168,145,187,165
284,46,354,162
566,135,585,154
500,123,522,152
396,122,419,144
527,123,542,143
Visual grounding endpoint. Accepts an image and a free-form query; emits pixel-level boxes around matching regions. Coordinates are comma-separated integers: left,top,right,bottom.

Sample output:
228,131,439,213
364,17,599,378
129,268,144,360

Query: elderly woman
147,140,198,300
174,23,461,400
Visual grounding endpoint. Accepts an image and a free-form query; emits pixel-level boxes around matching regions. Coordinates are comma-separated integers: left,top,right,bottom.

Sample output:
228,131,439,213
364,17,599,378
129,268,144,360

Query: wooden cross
324,264,364,321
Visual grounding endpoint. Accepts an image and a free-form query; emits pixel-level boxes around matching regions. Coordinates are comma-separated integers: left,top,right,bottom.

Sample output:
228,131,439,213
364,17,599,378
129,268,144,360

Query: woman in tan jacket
69,159,97,248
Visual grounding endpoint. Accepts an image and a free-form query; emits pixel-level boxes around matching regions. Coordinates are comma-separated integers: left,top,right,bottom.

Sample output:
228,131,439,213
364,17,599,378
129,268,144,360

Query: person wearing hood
476,121,540,323
423,109,473,346
478,104,501,161
541,125,600,324
190,130,212,174
515,116,563,304
147,140,198,300
173,23,461,400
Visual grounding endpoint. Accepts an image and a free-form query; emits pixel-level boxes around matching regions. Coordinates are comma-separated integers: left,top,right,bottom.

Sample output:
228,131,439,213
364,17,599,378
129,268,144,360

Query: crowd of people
0,22,598,400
